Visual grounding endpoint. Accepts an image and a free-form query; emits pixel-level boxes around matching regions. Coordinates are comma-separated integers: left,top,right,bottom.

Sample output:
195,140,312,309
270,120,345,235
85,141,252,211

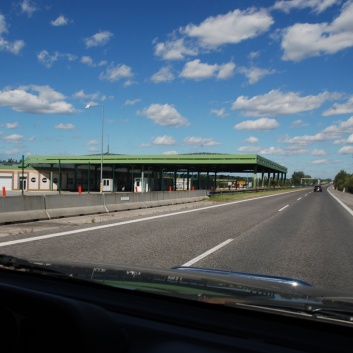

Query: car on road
314,185,323,192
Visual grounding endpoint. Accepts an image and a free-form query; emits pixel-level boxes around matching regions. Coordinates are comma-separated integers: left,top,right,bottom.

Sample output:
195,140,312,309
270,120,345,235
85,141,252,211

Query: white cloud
237,146,261,153
100,63,134,83
81,56,95,66
180,59,234,80
180,59,219,80
51,15,70,26
3,134,23,143
246,136,259,143
291,119,309,127
37,50,59,68
273,0,337,14
260,146,287,155
0,14,25,55
84,31,113,48
6,122,19,129
312,159,329,164
20,0,37,17
321,116,353,134
323,96,353,116
280,1,353,61
124,99,141,106
311,149,327,155
55,123,75,130
333,138,347,145
86,140,99,145
217,62,236,79
154,38,198,60
73,90,102,101
4,148,21,155
0,85,76,114
237,66,276,84
338,145,353,153
152,135,176,145
138,103,190,127
183,137,221,146
234,117,279,131
182,8,273,47
284,116,353,146
284,132,336,145
232,89,331,117
0,14,6,34
151,66,175,83
37,50,77,68
163,150,178,155
238,145,308,156
211,108,228,117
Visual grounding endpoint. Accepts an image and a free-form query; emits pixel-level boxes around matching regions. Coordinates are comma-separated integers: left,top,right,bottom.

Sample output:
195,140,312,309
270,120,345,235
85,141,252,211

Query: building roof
23,154,287,174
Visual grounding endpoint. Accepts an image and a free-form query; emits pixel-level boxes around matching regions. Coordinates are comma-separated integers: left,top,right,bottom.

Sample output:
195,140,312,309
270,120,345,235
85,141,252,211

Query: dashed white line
278,205,289,212
182,239,234,267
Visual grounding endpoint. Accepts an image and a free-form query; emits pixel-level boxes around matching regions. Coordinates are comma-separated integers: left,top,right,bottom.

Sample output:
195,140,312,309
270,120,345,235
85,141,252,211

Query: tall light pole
85,103,104,193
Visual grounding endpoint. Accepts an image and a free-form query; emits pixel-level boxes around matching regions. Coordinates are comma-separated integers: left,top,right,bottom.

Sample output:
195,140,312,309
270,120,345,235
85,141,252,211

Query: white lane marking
297,197,302,200
0,190,300,247
182,239,234,267
327,187,353,217
278,205,289,212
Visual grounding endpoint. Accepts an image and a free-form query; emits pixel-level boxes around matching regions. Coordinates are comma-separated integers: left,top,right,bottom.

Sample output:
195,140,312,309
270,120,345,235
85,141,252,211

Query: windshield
0,0,353,321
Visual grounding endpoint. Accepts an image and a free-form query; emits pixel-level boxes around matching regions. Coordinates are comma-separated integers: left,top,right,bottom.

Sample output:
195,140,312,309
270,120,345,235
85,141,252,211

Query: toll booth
134,177,158,192
134,178,148,192
102,178,114,192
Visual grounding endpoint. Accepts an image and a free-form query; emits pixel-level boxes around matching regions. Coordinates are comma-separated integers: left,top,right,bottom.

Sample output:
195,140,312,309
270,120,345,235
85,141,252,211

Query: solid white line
327,187,353,217
182,239,234,267
278,205,289,212
0,190,298,247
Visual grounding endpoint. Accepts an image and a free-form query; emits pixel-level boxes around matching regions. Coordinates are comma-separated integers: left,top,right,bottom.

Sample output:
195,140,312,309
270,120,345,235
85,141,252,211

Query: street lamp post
85,103,104,193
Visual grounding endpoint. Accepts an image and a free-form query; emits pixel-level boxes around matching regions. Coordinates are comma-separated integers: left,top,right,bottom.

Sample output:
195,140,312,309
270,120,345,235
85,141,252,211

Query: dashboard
1,268,353,353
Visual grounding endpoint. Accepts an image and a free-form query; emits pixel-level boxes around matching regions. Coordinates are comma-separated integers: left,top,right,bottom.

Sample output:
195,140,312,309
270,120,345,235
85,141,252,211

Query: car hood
2,254,353,324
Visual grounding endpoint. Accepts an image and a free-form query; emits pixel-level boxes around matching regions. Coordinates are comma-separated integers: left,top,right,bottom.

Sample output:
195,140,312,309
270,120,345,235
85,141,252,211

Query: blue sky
1,0,353,179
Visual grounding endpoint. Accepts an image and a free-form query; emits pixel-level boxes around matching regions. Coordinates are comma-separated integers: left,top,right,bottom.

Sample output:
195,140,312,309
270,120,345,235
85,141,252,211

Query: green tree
291,171,311,186
333,170,348,192
346,176,353,193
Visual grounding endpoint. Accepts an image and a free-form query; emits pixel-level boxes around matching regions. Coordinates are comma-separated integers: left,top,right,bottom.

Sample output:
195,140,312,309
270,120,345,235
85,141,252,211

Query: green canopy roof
23,154,287,174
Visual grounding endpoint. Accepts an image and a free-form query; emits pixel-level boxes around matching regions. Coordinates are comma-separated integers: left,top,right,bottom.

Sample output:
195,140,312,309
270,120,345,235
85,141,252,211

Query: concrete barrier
45,194,108,219
0,190,208,224
0,196,48,224
104,190,208,212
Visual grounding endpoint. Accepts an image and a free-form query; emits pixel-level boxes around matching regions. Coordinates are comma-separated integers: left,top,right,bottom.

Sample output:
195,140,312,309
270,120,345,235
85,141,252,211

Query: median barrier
104,190,208,212
0,196,48,224
45,193,108,219
0,190,209,224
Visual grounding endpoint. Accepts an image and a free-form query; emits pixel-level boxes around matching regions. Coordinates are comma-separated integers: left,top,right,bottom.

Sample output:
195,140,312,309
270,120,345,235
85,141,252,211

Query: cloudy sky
1,0,353,178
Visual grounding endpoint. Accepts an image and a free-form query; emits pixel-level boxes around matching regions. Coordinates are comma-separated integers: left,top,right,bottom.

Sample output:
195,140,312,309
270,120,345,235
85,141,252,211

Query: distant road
1,185,353,292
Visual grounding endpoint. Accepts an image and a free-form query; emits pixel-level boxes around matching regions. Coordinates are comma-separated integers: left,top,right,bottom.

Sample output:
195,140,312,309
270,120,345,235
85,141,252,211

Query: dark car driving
314,185,323,192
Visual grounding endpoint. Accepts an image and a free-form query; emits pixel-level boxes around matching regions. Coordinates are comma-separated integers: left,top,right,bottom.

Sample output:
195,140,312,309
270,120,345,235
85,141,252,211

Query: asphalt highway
1,185,352,293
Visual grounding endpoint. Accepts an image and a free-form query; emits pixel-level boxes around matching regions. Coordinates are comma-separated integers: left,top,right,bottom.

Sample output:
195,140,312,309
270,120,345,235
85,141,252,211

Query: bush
333,170,353,193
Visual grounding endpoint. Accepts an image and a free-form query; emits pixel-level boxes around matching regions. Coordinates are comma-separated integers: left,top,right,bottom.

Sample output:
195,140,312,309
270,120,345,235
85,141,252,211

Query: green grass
207,188,305,203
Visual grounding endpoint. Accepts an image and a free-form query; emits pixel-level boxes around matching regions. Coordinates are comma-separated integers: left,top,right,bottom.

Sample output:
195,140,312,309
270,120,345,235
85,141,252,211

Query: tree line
0,158,20,165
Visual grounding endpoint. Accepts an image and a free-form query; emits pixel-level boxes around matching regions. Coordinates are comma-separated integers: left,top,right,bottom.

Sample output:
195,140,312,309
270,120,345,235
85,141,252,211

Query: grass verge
208,188,305,203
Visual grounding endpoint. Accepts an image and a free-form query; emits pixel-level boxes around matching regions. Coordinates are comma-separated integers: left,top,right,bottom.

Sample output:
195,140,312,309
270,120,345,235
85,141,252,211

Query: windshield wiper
0,254,71,278
233,300,353,324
